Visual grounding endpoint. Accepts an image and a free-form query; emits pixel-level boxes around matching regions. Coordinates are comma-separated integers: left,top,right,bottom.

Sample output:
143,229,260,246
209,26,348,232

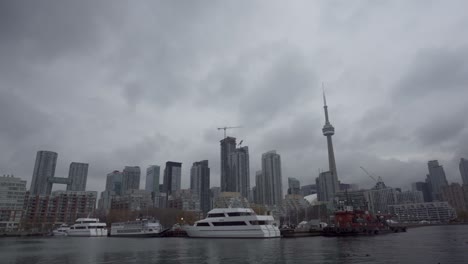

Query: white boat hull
184,225,281,238
67,228,108,237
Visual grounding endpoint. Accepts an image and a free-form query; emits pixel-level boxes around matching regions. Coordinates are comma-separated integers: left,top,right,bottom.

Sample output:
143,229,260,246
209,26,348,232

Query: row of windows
116,229,142,233
196,221,268,227
207,212,253,218
70,226,105,229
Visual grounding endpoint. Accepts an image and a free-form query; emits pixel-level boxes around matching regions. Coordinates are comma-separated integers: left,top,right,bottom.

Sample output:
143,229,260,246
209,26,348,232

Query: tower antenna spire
322,82,327,107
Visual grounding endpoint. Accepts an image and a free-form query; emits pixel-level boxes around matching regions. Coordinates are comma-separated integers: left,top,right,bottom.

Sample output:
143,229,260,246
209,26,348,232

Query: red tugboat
321,206,407,236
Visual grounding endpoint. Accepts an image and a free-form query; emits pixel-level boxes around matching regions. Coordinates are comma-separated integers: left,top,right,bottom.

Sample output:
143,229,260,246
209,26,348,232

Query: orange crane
217,126,241,138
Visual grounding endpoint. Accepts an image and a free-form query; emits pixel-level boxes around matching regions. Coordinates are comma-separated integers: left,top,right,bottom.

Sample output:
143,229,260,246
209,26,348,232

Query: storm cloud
1,0,468,193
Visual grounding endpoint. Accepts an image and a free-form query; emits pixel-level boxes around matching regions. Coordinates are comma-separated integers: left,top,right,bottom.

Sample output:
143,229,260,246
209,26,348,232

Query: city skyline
1,1,468,194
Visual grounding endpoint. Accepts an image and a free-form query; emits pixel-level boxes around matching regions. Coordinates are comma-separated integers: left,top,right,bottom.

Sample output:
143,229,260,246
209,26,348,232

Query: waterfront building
0,175,27,231
255,171,265,204
220,137,237,192
106,171,123,195
388,202,456,222
322,90,339,182
261,150,283,206
167,189,200,212
30,150,58,195
340,183,359,191
396,190,424,204
460,158,468,185
316,171,339,202
229,146,250,199
110,189,152,211
66,162,88,191
335,190,368,211
163,161,182,196
364,181,398,214
301,184,317,196
411,182,432,202
97,190,115,214
287,177,301,195
214,192,249,208
441,183,467,212
122,166,140,193
425,160,448,201
190,160,211,214
145,165,160,196
24,191,97,229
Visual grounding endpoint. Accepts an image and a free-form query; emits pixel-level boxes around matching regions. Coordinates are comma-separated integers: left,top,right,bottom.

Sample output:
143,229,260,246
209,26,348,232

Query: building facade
190,160,211,214
254,171,264,205
316,171,339,202
110,189,152,211
261,151,283,206
425,160,448,201
459,158,468,185
397,190,424,204
229,146,250,199
66,162,88,191
30,150,58,195
145,165,160,196
0,175,27,231
163,161,182,195
122,166,141,193
220,137,237,192
412,182,432,202
441,183,467,212
106,171,123,195
301,184,317,196
287,177,301,195
388,202,456,222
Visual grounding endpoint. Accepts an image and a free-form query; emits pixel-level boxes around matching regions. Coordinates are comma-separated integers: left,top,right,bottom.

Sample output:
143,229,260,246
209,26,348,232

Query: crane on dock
360,166,386,189
217,126,241,138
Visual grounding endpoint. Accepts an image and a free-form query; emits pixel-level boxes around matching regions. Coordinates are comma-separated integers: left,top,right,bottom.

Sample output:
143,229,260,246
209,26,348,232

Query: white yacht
110,218,163,237
67,218,108,237
52,224,70,236
184,208,280,238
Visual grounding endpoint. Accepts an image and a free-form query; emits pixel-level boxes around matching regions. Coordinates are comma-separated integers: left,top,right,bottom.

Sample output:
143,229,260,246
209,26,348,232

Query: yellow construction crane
217,126,241,138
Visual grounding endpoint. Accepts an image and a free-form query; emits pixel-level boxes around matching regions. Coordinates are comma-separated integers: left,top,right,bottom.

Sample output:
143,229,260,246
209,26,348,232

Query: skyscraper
220,137,237,192
145,165,160,196
255,171,264,204
411,182,432,202
190,160,210,214
322,90,338,181
425,160,448,201
30,150,58,195
288,177,301,195
229,146,250,199
122,166,141,194
67,162,88,191
459,158,468,185
106,170,123,195
163,161,182,195
316,171,339,202
261,150,283,206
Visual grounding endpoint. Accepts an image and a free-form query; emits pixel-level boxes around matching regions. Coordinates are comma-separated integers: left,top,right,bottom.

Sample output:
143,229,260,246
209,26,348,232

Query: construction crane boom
217,126,242,138
360,166,378,182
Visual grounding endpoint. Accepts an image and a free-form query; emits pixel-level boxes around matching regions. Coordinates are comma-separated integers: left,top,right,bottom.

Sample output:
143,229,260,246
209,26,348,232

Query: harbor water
1,225,467,264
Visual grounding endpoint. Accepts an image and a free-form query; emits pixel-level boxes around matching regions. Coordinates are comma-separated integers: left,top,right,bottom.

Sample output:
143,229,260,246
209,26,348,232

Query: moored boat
110,218,163,237
52,224,70,236
67,218,108,237
183,208,280,238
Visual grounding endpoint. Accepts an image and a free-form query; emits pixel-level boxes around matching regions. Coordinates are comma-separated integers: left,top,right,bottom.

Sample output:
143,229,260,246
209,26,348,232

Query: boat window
196,222,210,226
227,212,251,217
207,213,225,218
249,221,267,225
75,226,87,229
212,221,247,226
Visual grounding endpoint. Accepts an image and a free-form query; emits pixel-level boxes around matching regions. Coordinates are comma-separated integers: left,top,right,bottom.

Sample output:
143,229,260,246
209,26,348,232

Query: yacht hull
184,226,280,238
67,228,108,237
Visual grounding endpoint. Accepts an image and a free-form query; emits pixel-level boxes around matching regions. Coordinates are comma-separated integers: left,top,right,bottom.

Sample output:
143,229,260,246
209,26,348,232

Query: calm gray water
1,226,467,264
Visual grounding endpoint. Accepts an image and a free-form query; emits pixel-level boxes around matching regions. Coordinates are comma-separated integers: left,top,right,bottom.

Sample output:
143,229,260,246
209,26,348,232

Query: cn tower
322,88,338,179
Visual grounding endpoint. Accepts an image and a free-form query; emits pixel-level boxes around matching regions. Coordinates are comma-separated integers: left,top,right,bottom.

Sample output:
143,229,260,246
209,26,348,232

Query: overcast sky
1,1,468,194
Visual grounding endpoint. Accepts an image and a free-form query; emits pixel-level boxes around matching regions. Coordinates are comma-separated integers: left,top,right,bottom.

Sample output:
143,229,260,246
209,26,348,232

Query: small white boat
110,218,163,237
67,218,108,237
183,208,281,238
52,224,70,236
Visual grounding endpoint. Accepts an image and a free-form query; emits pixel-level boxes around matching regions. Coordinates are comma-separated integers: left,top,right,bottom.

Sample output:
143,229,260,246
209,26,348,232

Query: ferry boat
183,208,281,238
67,218,108,237
110,218,163,237
52,224,70,236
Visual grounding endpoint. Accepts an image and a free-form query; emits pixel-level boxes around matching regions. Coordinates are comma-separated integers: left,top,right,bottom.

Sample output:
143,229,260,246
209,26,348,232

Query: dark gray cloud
1,1,468,193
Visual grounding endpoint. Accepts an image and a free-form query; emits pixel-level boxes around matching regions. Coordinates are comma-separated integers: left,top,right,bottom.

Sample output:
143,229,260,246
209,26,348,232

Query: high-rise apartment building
145,165,160,196
255,171,264,204
163,162,182,195
288,177,301,195
106,171,123,195
66,162,88,191
426,160,448,201
229,146,250,199
122,166,140,194
190,160,210,214
459,158,468,185
220,137,237,192
316,171,339,202
442,183,467,212
0,175,27,231
30,150,58,195
412,182,432,202
261,150,283,206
